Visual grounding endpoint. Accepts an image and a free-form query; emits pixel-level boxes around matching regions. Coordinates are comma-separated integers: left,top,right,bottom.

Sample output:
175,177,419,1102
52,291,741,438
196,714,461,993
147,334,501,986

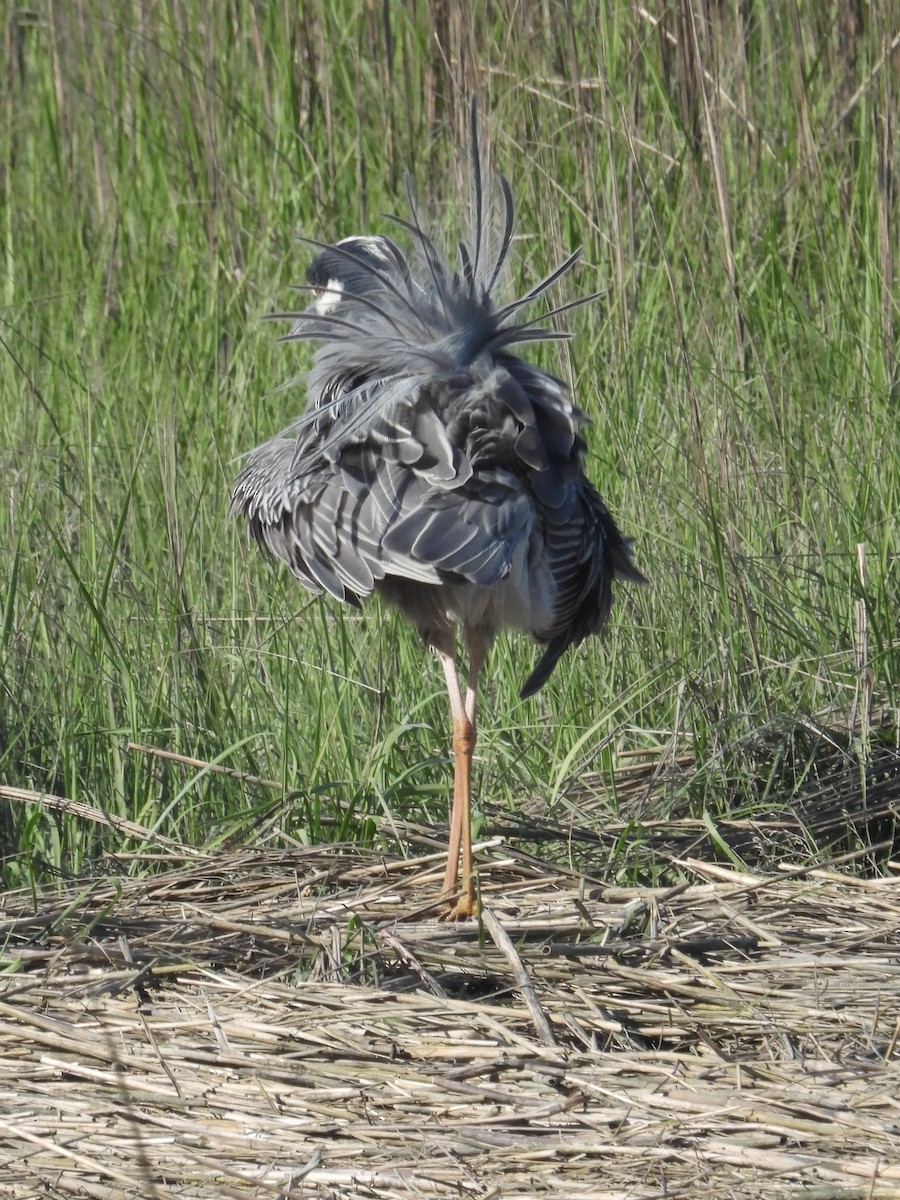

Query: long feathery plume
492,329,575,348
267,310,371,339
282,287,408,339
468,97,487,293
401,176,451,320
493,249,583,324
291,235,429,334
458,240,475,291
500,289,607,335
485,172,516,295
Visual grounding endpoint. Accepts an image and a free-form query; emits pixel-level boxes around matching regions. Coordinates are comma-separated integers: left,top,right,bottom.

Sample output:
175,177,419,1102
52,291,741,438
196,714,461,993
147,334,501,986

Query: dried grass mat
1,846,899,1199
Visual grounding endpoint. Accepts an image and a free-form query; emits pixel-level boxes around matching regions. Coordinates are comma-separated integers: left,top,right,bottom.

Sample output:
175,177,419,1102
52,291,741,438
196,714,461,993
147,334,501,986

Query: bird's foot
439,891,478,922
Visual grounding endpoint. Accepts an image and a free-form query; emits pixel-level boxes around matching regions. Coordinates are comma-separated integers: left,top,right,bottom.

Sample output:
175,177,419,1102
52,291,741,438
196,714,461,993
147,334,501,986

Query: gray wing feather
231,374,539,600
232,98,645,695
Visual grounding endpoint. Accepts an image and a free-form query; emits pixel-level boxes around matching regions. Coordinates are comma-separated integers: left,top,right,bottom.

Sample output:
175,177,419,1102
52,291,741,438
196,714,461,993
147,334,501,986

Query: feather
231,98,645,705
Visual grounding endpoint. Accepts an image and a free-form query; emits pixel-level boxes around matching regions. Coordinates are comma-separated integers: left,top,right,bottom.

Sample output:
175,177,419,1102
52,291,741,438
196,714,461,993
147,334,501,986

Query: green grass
1,2,897,887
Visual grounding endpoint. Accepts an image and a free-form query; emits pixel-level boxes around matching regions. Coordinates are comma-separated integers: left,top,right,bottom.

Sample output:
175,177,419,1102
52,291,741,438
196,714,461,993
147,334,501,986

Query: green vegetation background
1,2,897,886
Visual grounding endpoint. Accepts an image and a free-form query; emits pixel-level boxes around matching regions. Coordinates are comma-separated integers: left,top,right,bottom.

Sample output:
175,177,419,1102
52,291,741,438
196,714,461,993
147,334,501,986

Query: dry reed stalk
1,848,898,1197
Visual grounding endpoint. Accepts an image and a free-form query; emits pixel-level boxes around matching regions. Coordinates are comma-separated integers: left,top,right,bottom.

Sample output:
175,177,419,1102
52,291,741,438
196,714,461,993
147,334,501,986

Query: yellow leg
450,714,476,917
436,638,485,919
442,726,464,895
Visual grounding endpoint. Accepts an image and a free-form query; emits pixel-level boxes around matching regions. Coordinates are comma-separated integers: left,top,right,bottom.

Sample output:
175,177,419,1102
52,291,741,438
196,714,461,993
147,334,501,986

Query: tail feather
520,635,572,700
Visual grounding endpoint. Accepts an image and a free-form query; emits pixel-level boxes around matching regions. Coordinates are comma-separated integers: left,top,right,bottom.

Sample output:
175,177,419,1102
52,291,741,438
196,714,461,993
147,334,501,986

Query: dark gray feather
231,100,645,697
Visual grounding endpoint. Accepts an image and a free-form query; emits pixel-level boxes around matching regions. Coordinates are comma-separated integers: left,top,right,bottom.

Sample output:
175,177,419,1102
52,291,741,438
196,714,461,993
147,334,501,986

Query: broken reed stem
480,904,558,1047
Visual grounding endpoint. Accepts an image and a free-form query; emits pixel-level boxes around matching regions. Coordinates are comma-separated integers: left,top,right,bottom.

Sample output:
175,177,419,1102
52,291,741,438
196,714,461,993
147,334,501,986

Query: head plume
273,98,599,451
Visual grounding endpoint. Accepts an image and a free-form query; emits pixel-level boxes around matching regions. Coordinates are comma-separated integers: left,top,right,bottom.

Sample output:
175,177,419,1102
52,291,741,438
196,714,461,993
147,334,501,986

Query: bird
231,101,646,918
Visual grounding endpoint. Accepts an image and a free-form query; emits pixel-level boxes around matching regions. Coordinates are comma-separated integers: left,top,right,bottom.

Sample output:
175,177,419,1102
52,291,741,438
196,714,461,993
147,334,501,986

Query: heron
231,102,646,917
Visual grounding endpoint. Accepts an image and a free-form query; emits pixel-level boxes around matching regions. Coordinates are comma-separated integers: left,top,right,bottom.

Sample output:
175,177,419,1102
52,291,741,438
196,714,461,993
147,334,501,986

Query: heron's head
306,236,410,315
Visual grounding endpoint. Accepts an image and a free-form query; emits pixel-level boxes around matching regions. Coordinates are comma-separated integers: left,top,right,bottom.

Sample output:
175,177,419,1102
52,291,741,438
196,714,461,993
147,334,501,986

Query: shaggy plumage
231,101,645,914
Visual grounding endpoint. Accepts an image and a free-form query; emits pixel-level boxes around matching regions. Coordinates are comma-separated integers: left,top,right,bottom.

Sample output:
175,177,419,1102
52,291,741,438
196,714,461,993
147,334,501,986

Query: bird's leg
450,713,476,917
436,633,490,919
437,648,471,906
457,634,487,916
